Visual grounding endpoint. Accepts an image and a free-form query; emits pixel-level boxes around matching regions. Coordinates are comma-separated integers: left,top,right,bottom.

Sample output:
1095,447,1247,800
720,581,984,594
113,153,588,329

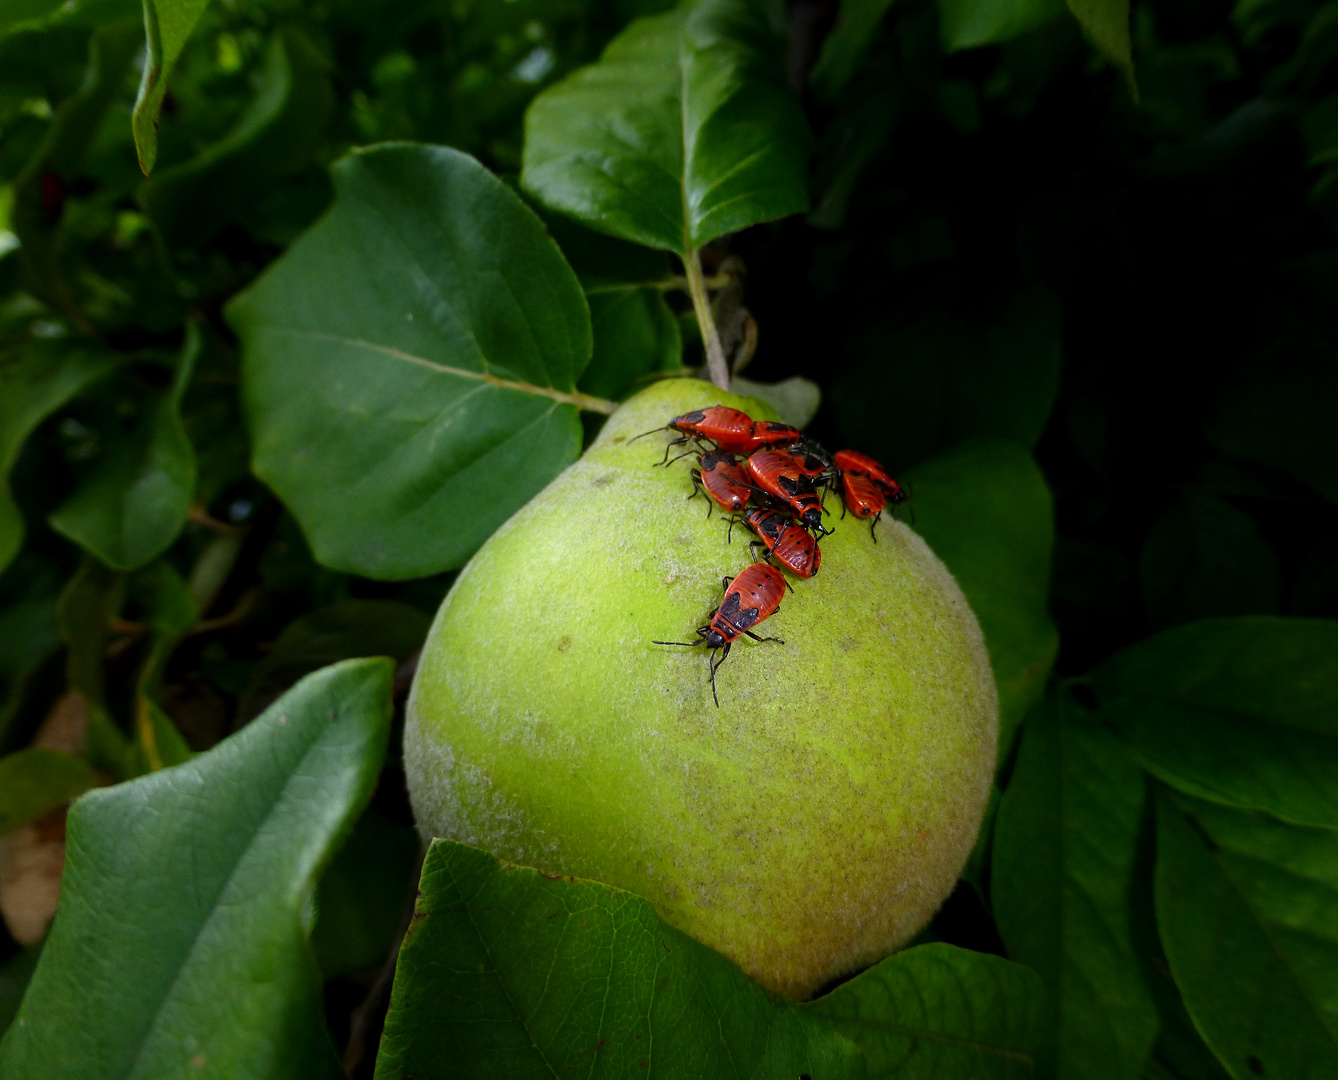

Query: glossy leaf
48,325,198,572
1154,789,1338,1080
227,143,595,579
131,0,213,175
0,657,394,1079
0,344,121,573
1092,618,1338,828
992,692,1159,1080
938,0,1065,51
805,942,1046,1078
902,440,1058,753
375,839,867,1080
0,747,99,836
581,285,682,400
830,282,1062,469
140,27,335,247
1138,492,1279,629
521,0,811,255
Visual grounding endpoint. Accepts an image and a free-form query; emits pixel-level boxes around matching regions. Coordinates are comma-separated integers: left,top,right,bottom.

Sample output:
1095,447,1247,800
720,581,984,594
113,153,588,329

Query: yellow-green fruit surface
404,379,998,1000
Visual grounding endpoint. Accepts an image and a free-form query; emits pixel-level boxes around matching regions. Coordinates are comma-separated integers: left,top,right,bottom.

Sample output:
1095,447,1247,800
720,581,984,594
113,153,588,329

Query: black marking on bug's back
777,474,807,497
757,512,783,540
702,450,734,470
679,410,706,424
733,605,761,630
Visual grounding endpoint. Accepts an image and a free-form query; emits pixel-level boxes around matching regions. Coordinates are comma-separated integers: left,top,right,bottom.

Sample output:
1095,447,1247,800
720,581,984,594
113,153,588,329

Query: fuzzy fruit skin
405,379,998,1000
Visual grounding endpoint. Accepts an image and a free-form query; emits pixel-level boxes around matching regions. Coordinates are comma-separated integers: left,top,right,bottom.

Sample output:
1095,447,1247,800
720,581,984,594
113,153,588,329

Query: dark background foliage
1,0,1336,1077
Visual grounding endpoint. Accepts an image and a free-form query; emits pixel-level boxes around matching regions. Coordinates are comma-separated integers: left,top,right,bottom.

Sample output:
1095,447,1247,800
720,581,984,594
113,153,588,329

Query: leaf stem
684,249,731,392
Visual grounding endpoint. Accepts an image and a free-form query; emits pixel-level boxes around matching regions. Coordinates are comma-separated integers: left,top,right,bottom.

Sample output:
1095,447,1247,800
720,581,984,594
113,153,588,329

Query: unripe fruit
404,380,997,1000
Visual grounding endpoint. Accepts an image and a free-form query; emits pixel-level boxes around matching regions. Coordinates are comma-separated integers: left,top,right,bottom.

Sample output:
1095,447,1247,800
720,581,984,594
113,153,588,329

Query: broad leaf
48,325,198,572
1092,618,1338,828
131,0,213,175
0,0,63,35
581,285,682,400
937,0,1065,51
1138,492,1279,629
521,0,811,255
830,281,1062,468
0,344,121,573
902,440,1058,752
227,143,595,579
140,27,334,247
1154,789,1338,1080
375,839,867,1080
804,942,1046,1078
992,692,1159,1080
0,657,394,1079
0,748,99,836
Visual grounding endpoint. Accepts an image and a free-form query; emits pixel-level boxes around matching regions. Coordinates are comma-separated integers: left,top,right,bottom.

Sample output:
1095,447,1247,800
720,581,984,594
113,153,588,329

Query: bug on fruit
688,450,752,516
652,562,787,707
838,471,889,540
630,406,757,464
741,506,822,578
833,449,908,504
772,447,832,484
750,420,805,449
744,451,831,534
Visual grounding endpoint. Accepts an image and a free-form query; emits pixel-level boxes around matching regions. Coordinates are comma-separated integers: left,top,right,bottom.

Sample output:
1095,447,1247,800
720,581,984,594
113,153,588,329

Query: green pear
405,379,997,1000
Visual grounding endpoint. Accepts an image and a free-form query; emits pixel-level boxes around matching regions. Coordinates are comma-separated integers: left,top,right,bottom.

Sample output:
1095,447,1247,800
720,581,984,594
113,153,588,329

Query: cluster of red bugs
633,405,908,705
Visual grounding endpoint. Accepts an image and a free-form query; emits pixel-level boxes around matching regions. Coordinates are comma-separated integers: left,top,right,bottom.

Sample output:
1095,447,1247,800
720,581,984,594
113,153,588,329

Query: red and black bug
833,449,907,504
749,420,805,449
653,563,787,707
741,506,822,578
771,447,832,483
745,450,830,534
688,450,752,516
631,406,757,463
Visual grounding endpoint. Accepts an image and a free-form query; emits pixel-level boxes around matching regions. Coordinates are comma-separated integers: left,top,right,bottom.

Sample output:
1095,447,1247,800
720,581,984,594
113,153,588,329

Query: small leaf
228,143,596,579
731,375,822,428
902,440,1058,753
1138,492,1279,629
375,839,866,1080
124,560,198,774
312,810,419,979
131,0,213,175
804,942,1046,1078
1092,618,1338,828
991,692,1159,1080
0,748,99,836
1065,0,1136,96
937,0,1066,51
810,0,898,102
0,344,121,573
521,0,811,255
48,326,198,571
0,657,394,1079
140,27,335,247
1154,788,1338,1080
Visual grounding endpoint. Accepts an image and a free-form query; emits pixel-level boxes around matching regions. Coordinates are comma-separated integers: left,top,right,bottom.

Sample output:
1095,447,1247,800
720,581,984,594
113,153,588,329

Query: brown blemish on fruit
557,635,572,652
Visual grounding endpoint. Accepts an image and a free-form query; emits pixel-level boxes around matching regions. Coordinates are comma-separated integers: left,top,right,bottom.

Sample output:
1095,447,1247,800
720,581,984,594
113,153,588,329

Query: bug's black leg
653,638,704,647
749,540,768,561
727,515,736,543
657,436,689,466
665,446,698,467
744,631,784,644
840,499,848,521
722,576,733,590
870,512,880,542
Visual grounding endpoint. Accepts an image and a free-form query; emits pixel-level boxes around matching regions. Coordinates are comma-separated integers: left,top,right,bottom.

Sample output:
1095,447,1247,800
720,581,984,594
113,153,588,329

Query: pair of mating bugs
635,405,908,705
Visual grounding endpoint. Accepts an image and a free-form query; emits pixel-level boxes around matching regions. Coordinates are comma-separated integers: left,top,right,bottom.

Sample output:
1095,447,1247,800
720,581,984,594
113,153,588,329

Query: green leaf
804,942,1046,1078
47,325,198,571
139,27,335,247
0,945,41,1038
131,0,213,175
227,143,596,579
581,285,682,400
731,375,822,428
312,810,419,979
1091,618,1338,828
0,657,394,1079
125,559,198,774
0,0,64,35
1065,0,1135,95
991,692,1159,1080
0,344,121,573
937,0,1065,51
1154,788,1338,1080
521,0,811,255
902,440,1058,753
0,747,99,836
375,839,867,1080
810,0,898,102
830,282,1062,468
1138,493,1279,630
239,599,430,721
